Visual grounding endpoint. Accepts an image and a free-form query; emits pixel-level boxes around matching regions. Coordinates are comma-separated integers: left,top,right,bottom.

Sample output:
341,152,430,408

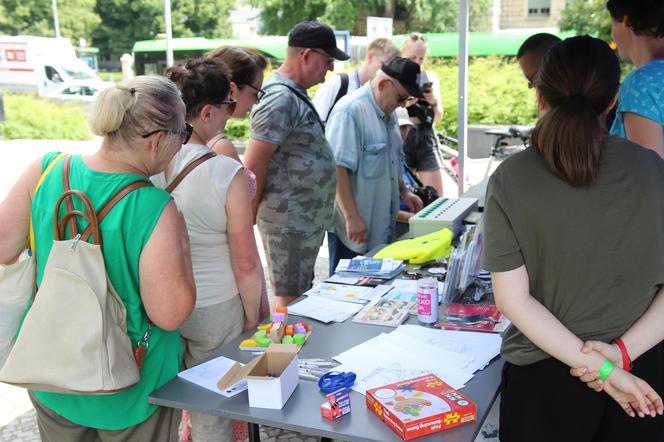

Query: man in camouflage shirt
244,21,350,307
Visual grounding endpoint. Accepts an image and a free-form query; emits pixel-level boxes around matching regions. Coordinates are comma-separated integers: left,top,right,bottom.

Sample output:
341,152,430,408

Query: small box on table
366,374,476,440
320,387,351,420
218,344,299,409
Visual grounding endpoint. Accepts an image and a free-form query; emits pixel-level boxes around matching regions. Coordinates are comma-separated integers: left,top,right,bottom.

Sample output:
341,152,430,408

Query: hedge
0,94,92,140
0,56,538,141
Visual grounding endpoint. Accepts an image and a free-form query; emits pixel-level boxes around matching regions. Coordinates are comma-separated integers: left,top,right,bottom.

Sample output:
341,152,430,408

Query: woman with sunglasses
0,76,196,441
401,32,446,196
156,58,263,442
206,46,271,320
206,47,267,165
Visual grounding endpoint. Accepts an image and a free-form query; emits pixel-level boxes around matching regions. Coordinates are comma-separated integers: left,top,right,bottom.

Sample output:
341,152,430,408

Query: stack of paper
304,282,382,304
335,257,404,279
287,296,365,323
332,324,501,394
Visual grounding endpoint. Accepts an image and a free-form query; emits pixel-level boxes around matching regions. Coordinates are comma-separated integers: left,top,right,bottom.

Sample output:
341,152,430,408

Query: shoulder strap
61,155,77,239
165,152,217,193
79,181,152,242
404,165,424,188
57,155,154,244
326,73,349,122
29,153,66,254
263,82,326,132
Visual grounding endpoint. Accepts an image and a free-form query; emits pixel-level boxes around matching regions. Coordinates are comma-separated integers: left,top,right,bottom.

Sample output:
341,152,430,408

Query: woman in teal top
608,0,664,156
0,76,196,441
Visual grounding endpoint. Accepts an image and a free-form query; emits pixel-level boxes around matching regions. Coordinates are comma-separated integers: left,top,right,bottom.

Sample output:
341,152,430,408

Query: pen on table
299,358,325,363
298,373,319,381
298,362,337,368
299,368,326,377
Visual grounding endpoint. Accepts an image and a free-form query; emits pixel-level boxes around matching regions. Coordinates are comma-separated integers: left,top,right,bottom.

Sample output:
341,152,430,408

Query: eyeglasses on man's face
142,122,193,145
241,82,265,103
309,48,334,65
389,81,412,105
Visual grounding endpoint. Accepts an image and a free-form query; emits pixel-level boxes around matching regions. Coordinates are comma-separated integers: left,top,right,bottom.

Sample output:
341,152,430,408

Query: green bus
132,30,574,75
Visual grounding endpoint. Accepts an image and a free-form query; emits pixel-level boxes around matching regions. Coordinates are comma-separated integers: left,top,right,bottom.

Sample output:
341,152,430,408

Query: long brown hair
531,36,619,187
206,46,267,89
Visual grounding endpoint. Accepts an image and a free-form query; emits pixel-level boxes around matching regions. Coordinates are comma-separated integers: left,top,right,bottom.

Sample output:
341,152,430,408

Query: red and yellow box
366,374,476,440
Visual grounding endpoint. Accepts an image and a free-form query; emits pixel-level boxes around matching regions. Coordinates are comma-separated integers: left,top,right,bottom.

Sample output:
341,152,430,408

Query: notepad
178,355,247,397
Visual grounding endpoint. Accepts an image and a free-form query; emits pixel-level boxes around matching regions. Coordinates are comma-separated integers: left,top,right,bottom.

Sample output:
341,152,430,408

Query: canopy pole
164,0,174,67
457,0,469,196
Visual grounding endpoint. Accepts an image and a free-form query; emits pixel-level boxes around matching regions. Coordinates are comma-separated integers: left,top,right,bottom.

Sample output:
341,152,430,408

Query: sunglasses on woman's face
213,99,237,115
221,99,237,115
241,82,265,103
142,122,193,145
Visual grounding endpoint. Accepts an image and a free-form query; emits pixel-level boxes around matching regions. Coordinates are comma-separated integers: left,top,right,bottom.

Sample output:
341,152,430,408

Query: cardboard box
218,344,299,409
366,374,476,440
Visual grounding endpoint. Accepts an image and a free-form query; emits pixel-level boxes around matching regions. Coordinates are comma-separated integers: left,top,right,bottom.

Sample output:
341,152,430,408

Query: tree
559,0,612,43
93,0,235,61
250,0,328,36
0,0,100,46
251,0,491,35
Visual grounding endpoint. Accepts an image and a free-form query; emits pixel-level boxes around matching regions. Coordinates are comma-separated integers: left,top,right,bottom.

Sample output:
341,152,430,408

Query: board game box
366,374,476,440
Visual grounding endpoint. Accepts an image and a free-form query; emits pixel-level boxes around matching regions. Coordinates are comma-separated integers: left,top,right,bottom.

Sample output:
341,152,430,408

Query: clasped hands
570,341,663,418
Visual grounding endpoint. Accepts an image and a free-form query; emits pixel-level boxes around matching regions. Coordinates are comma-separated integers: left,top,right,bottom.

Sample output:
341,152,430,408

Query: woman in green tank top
0,76,196,441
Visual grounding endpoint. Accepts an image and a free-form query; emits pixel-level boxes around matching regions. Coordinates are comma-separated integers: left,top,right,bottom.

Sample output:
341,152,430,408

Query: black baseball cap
381,57,425,99
288,21,350,61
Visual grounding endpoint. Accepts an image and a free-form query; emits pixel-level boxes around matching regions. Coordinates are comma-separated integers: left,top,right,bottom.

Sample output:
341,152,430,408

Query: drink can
417,277,438,324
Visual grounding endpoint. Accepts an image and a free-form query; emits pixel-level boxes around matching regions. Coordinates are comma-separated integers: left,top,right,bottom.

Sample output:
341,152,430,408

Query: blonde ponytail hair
88,75,184,144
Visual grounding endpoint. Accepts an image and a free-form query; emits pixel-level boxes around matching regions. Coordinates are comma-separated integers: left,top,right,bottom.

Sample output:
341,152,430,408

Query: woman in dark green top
0,76,196,441
482,36,664,441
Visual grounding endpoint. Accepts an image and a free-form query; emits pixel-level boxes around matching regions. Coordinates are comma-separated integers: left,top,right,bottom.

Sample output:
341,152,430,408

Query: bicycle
435,125,534,185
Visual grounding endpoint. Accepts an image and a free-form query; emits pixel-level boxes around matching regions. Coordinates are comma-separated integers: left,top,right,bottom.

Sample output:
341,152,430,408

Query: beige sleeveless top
152,144,243,308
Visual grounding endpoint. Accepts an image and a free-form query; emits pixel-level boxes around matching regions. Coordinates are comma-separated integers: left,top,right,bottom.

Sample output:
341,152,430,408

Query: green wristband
597,360,615,380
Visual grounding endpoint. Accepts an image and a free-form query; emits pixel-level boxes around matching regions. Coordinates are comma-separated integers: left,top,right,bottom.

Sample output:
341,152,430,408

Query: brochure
352,291,418,327
436,304,509,333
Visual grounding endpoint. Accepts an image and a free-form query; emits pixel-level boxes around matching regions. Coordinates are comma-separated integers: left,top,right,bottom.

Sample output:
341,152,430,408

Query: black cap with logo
381,57,425,99
288,21,350,61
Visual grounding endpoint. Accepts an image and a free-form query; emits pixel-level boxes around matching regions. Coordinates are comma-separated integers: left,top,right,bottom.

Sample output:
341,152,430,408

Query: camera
419,81,433,94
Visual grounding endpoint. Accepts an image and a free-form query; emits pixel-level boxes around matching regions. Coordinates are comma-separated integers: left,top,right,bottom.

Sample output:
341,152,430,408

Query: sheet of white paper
388,279,418,293
384,330,474,372
287,296,364,323
178,355,247,398
334,340,473,394
304,282,373,304
394,325,501,372
363,284,394,301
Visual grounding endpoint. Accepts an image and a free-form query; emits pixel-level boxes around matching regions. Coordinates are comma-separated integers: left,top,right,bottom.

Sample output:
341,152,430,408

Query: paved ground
0,139,498,441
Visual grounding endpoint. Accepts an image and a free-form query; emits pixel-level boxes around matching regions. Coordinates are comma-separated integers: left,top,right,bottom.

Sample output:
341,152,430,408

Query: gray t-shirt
482,136,664,366
250,72,336,233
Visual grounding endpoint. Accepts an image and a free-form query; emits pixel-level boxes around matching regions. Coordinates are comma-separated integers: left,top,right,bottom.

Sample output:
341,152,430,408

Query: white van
0,35,105,95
